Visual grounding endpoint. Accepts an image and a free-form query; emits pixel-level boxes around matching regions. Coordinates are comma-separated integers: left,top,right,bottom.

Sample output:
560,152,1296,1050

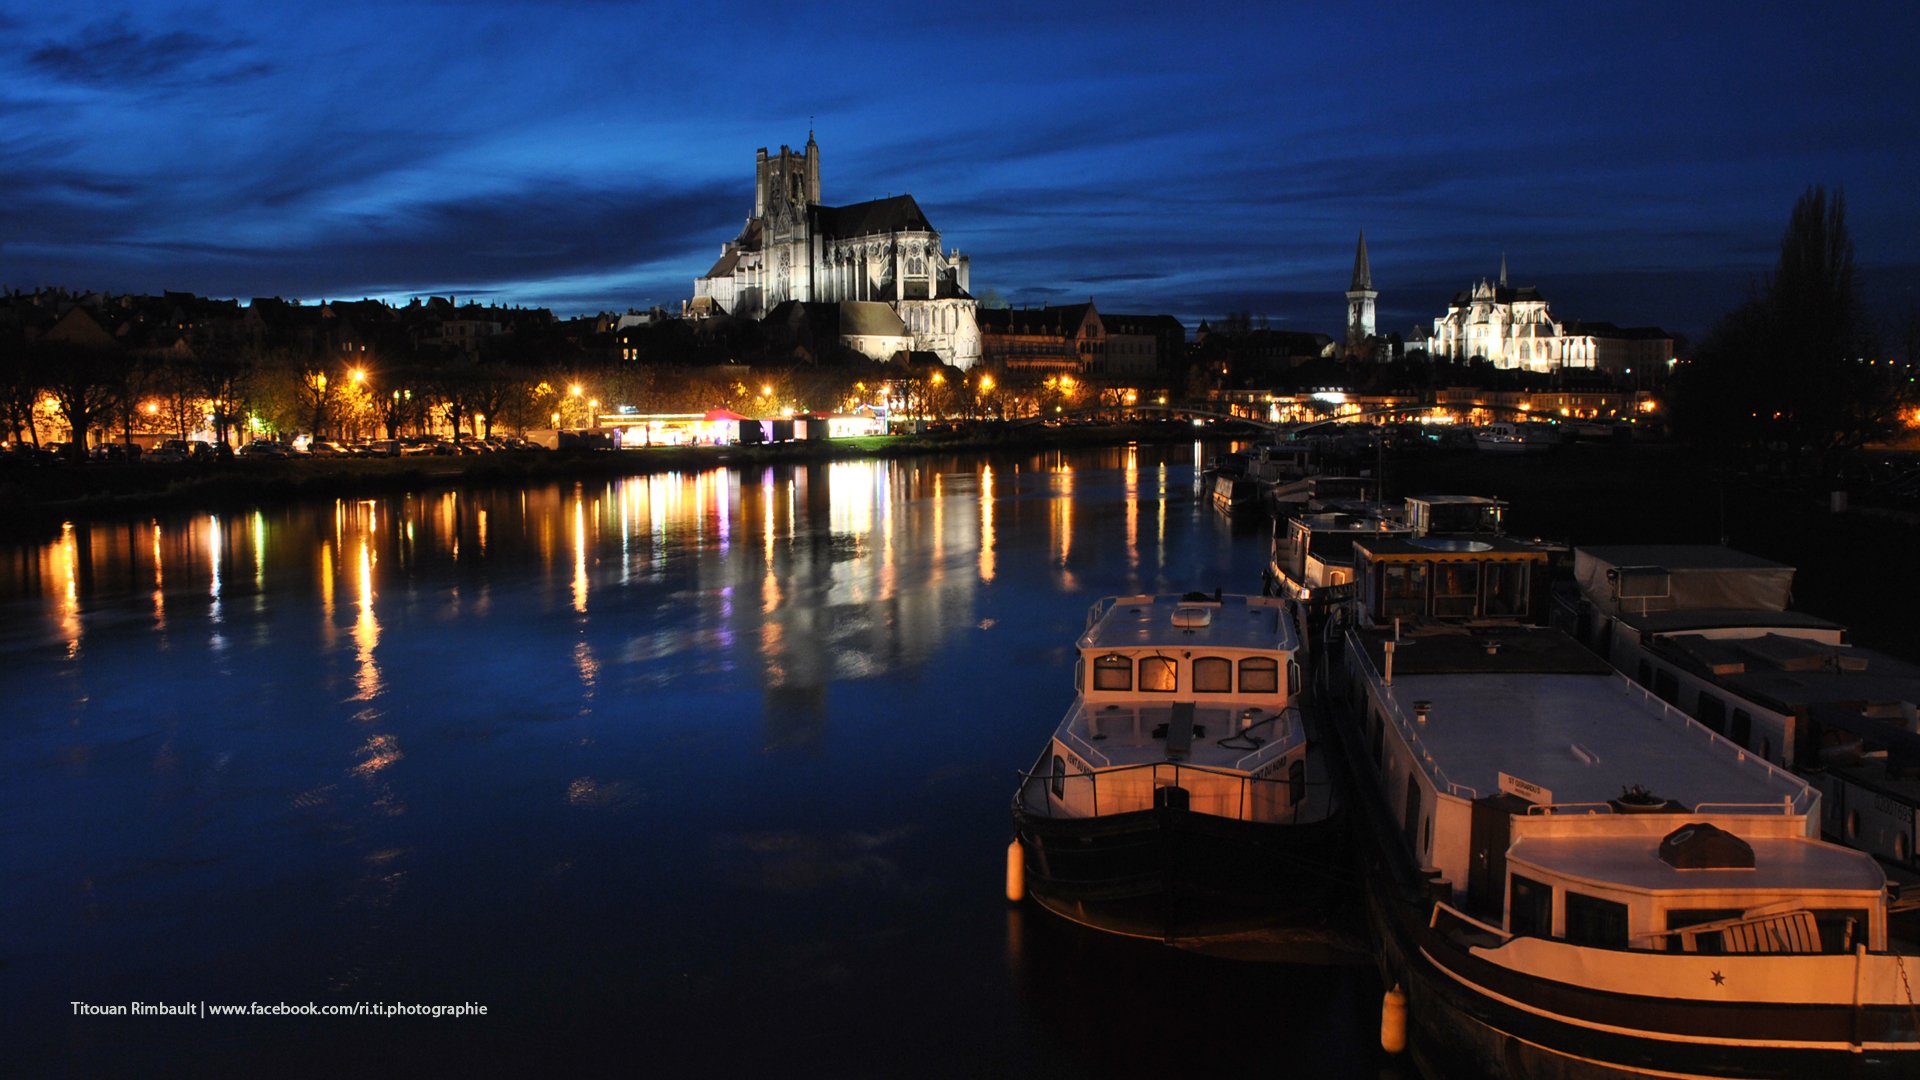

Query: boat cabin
1350,534,1555,626
1044,594,1310,823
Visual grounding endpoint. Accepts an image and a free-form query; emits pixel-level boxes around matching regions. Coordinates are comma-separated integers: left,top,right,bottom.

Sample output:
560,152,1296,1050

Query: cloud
26,14,271,90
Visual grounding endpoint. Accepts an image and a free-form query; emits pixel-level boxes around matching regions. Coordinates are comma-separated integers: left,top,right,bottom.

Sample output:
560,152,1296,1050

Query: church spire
1499,250,1508,288
1351,230,1373,291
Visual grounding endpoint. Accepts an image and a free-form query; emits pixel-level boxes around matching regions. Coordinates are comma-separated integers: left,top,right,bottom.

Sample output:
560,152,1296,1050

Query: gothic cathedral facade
689,133,981,369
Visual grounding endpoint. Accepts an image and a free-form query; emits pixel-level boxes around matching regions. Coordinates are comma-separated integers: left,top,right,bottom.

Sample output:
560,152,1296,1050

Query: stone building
1345,231,1377,355
689,133,980,369
1417,257,1671,375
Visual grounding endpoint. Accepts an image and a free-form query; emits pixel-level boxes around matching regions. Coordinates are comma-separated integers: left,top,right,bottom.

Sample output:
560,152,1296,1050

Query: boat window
1193,657,1232,693
1380,563,1428,619
1813,910,1867,953
1402,774,1422,855
1050,755,1066,799
1731,709,1752,751
1664,909,1741,953
1239,657,1279,694
1288,760,1306,806
1564,891,1629,949
1432,561,1480,619
1484,561,1529,617
1288,659,1300,697
1138,656,1177,693
1093,654,1132,691
1074,656,1085,693
1509,875,1553,938
1652,667,1679,705
1696,693,1727,736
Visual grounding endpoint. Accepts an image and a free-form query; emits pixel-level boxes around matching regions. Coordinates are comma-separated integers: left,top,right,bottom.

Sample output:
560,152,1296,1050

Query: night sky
3,0,1917,344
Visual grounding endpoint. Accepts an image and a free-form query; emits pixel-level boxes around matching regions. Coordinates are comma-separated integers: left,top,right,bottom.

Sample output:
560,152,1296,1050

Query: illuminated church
688,133,981,369
1418,257,1598,372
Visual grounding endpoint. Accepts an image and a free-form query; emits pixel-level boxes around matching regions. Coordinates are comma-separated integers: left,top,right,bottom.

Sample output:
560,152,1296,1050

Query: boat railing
1430,900,1512,943
1616,677,1819,815
1524,797,1799,817
1014,758,1334,823
1343,629,1472,797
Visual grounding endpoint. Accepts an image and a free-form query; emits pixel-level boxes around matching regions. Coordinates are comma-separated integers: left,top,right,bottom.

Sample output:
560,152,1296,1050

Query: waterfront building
688,132,981,369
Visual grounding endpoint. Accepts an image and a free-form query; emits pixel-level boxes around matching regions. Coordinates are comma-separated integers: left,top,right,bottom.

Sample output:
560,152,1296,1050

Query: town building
688,133,980,369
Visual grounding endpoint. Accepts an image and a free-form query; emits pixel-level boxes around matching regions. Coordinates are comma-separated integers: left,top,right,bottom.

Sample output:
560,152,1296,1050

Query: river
2,444,1383,1077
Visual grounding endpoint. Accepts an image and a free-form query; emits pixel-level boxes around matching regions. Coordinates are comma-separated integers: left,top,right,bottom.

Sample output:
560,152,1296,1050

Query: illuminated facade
689,133,981,369
1419,257,1595,371
1345,231,1377,355
1417,258,1672,375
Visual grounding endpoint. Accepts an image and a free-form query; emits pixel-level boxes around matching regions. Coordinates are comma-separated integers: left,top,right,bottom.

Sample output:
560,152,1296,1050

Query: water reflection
0,446,1224,721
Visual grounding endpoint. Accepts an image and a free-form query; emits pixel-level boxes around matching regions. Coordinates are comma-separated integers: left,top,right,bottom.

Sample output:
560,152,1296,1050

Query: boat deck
1061,701,1304,772
1351,626,1812,810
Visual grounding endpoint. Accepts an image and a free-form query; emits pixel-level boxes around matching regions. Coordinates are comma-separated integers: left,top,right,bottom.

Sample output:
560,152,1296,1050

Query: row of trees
0,322,1064,457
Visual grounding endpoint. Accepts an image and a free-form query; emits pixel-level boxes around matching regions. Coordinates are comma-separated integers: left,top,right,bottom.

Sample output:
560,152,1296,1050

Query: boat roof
1511,833,1886,895
1573,544,1797,615
1082,594,1297,653
1657,633,1920,712
1354,627,1813,811
1579,545,1790,573
1620,609,1843,635
1354,534,1549,560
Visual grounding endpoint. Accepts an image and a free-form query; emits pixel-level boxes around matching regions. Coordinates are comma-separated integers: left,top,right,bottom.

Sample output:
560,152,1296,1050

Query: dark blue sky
3,0,1916,344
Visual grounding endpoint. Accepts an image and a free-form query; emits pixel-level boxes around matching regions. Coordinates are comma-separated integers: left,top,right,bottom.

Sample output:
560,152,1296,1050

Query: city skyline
3,1,1917,343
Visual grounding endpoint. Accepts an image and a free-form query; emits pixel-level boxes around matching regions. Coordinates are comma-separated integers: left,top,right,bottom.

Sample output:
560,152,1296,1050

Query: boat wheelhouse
1558,544,1920,877
1011,592,1345,951
1327,534,1919,1077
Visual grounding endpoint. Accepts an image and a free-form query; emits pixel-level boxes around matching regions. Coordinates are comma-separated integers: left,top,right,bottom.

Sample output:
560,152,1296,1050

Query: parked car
237,440,289,458
302,440,353,456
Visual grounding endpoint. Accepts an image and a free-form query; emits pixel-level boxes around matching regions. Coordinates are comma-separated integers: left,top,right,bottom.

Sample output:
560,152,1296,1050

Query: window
1484,561,1530,616
1380,563,1429,619
1402,774,1422,855
1509,875,1553,938
1074,657,1085,693
1813,910,1867,953
1193,657,1232,693
1239,657,1279,694
1139,656,1177,693
1288,660,1300,697
1665,909,1741,953
1432,561,1480,618
1652,667,1679,705
1093,654,1131,691
1731,709,1752,751
1696,693,1727,736
1565,892,1629,948
1050,755,1066,799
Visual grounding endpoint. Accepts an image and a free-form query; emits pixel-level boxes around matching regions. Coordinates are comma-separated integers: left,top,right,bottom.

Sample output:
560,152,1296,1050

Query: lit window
1138,656,1177,693
1093,654,1131,691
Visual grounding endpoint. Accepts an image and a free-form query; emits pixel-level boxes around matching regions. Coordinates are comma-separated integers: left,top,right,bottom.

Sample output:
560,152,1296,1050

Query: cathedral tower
1345,230,1377,354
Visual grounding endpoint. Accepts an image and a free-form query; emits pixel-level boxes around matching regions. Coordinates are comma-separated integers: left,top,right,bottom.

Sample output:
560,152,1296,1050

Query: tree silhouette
1676,186,1902,461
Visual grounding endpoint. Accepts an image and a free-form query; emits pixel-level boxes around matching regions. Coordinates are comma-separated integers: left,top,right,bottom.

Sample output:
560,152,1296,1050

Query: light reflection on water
0,446,1378,1077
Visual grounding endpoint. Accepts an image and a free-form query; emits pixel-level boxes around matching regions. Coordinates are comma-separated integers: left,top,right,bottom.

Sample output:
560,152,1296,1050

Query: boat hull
1323,655,1920,1077
1011,797,1354,953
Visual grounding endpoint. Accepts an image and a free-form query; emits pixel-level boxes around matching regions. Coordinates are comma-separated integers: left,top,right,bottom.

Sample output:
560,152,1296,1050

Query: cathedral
1419,256,1597,372
687,133,981,369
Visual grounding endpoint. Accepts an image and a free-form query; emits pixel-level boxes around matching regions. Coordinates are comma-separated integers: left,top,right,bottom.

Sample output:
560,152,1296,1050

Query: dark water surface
3,445,1383,1078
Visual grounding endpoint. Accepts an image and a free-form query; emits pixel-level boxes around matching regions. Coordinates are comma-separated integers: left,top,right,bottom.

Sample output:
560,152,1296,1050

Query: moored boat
1557,544,1920,879
1010,592,1347,953
1326,531,1920,1077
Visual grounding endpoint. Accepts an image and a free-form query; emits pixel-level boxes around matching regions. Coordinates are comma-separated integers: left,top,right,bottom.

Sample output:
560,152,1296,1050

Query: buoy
1005,838,1025,902
1380,982,1407,1055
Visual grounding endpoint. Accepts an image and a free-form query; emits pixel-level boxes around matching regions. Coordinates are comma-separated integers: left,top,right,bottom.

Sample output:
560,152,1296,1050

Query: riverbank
0,421,1214,538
